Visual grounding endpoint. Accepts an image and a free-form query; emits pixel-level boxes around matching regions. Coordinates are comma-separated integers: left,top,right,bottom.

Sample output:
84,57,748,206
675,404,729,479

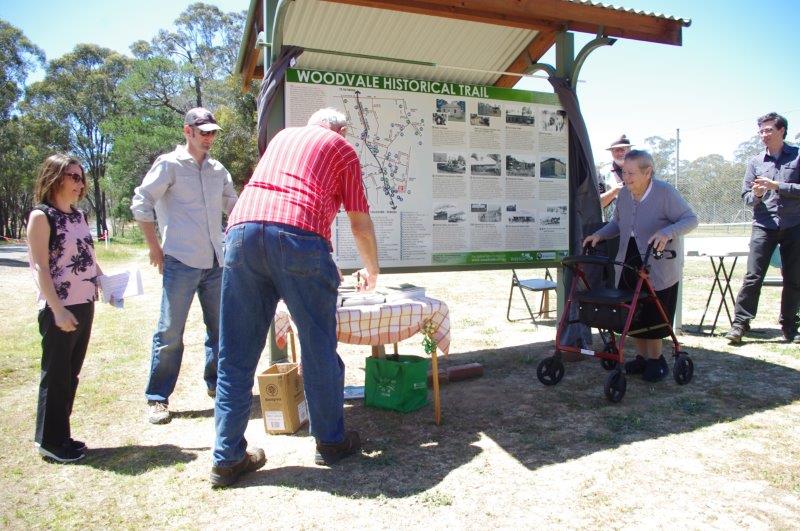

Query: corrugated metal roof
567,0,691,26
283,0,539,85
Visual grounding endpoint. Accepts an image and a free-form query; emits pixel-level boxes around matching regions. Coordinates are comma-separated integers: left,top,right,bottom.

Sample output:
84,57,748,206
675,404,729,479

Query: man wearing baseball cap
131,107,238,424
598,134,633,221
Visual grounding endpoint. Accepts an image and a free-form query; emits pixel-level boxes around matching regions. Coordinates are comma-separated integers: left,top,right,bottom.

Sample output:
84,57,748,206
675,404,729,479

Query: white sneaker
147,402,171,424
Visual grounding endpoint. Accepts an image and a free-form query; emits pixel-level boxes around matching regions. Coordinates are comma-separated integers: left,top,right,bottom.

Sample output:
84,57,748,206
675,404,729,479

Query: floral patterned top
31,204,98,307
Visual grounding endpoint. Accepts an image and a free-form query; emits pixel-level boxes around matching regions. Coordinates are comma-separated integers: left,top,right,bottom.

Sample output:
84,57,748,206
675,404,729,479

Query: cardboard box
257,363,309,434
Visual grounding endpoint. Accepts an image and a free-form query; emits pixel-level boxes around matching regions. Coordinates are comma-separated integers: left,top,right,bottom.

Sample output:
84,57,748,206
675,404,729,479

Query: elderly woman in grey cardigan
584,150,698,382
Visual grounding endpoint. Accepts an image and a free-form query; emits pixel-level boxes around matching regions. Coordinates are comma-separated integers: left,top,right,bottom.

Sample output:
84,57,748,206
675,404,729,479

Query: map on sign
339,89,425,210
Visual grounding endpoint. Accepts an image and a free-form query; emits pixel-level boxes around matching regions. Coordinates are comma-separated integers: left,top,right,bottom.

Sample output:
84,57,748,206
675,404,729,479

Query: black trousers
35,302,94,448
733,224,800,331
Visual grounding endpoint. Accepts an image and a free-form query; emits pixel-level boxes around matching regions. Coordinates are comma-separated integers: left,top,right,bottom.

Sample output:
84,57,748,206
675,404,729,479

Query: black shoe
782,328,798,343
210,448,267,488
39,442,85,463
642,356,669,383
624,355,646,375
725,323,746,344
315,430,362,466
68,438,87,452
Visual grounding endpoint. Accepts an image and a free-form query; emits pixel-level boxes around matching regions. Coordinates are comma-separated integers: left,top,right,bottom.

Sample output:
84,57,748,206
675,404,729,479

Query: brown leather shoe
315,431,361,465
210,448,266,488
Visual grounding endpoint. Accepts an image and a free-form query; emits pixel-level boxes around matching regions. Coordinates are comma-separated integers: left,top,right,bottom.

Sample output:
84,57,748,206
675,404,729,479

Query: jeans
213,222,343,467
732,224,800,330
35,302,94,448
145,254,222,403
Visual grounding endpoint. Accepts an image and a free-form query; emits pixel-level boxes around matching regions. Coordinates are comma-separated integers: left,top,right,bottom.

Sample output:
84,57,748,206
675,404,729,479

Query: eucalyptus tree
0,19,48,238
25,44,130,235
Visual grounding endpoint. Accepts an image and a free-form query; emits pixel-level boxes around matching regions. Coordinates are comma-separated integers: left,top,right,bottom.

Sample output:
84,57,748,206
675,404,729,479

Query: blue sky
3,0,797,163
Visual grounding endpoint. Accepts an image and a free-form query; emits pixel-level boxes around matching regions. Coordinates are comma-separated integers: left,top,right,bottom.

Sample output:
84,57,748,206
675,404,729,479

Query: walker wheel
600,343,618,370
600,358,618,371
537,356,565,386
673,353,694,385
604,370,627,402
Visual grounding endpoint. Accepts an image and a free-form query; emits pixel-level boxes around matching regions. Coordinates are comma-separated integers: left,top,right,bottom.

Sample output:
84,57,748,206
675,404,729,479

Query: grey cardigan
594,179,698,290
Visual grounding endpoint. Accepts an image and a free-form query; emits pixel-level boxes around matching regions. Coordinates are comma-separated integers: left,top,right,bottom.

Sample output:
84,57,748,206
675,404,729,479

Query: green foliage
734,135,763,165
102,101,182,229
209,76,259,188
0,19,45,119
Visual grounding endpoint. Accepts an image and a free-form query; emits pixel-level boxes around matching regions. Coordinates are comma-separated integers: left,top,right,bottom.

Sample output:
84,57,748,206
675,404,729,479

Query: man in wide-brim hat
599,134,633,218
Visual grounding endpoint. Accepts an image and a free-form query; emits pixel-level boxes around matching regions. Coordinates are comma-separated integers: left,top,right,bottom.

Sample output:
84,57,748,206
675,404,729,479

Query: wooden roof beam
494,30,558,88
321,0,688,46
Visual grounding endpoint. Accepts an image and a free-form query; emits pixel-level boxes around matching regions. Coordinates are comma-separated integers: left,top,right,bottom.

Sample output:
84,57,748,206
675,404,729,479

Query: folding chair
506,268,557,326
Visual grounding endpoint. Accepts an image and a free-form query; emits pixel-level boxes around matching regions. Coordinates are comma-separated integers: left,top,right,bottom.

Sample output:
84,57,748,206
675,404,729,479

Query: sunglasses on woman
63,171,85,184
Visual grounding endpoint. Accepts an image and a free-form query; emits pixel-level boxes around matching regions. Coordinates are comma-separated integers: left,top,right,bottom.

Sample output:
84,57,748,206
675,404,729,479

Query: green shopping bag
364,355,429,412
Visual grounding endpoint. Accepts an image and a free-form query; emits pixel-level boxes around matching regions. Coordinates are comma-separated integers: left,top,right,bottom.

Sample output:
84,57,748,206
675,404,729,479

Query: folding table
695,249,749,335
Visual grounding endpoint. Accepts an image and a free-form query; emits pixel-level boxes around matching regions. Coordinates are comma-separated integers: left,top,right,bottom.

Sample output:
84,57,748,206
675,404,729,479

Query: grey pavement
0,244,29,268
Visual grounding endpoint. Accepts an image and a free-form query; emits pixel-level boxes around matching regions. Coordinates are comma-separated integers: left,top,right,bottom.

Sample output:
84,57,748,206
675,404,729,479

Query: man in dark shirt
726,112,800,344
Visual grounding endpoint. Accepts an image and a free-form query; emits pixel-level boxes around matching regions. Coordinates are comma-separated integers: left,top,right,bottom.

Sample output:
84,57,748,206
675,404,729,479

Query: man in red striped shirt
210,108,379,487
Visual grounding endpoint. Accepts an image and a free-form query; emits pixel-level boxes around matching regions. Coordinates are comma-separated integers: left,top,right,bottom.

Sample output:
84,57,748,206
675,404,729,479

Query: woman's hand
582,234,603,248
648,233,671,253
52,306,79,332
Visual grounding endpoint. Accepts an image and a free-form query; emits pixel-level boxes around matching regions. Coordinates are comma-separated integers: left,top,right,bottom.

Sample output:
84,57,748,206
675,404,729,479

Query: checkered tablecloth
273,296,451,355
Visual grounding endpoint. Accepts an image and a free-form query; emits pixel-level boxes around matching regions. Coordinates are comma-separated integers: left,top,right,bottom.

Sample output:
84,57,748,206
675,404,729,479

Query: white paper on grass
97,269,144,308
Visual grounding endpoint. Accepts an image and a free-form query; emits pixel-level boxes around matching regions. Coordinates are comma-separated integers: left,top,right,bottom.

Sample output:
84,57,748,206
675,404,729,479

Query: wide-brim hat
606,134,632,150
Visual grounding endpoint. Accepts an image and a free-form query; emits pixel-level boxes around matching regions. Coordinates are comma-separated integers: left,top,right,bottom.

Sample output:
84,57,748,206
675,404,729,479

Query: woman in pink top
27,154,101,463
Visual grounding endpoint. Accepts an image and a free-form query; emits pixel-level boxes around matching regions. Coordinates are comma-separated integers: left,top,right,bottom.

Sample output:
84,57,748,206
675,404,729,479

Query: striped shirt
228,125,368,241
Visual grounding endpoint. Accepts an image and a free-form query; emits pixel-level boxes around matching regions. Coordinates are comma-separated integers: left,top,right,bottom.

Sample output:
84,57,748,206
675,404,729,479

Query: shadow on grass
240,340,800,498
684,326,787,342
171,394,263,420
0,258,27,268
83,444,203,475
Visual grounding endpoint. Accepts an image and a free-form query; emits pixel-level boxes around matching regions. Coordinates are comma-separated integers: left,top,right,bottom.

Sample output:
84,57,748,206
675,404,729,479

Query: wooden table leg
430,350,441,425
371,345,386,357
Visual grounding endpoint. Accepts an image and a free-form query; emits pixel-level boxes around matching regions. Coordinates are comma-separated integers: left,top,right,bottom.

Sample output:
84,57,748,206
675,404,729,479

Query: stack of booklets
336,284,426,307
383,283,426,301
336,287,384,307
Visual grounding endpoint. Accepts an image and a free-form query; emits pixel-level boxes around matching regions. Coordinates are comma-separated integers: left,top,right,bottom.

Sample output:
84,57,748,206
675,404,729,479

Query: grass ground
0,239,798,529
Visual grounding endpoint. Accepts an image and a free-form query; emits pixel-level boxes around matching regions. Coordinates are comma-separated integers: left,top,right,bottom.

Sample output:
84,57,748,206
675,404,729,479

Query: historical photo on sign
505,104,535,126
547,205,568,215
435,99,465,122
469,113,490,127
477,204,502,222
433,152,466,174
434,203,465,223
470,153,501,175
540,155,567,179
540,109,567,133
477,102,502,117
507,208,536,223
506,154,536,177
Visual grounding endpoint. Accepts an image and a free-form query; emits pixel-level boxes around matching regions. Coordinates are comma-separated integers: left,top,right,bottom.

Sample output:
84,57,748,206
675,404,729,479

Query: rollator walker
536,243,694,402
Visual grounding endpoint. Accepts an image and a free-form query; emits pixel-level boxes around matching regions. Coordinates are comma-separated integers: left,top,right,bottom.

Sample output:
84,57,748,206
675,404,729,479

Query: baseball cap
184,107,222,132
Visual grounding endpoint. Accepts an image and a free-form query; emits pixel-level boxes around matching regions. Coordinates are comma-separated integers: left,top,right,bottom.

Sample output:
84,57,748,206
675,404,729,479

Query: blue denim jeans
145,254,222,403
213,222,343,467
